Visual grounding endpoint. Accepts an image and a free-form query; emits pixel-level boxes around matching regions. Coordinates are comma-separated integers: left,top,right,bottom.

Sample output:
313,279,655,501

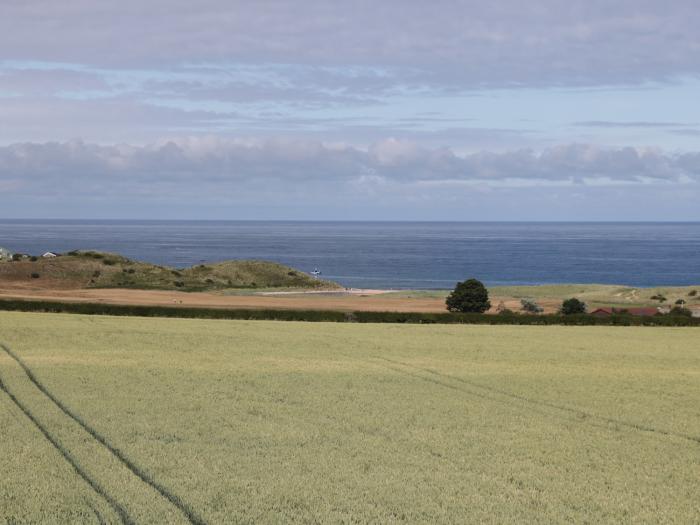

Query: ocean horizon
1,220,699,289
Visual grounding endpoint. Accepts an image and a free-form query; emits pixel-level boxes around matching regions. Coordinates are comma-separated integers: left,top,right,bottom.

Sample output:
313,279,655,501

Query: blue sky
1,1,699,220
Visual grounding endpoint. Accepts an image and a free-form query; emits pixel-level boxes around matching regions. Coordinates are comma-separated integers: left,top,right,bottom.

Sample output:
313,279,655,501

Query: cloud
1,139,697,199
0,68,109,95
140,67,397,106
0,95,239,143
0,77,541,146
2,4,699,220
2,1,700,89
0,138,698,220
670,129,700,136
573,121,695,128
3,4,699,148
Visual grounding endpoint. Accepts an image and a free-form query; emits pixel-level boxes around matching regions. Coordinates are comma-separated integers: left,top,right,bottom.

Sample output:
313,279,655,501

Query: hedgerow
0,299,698,326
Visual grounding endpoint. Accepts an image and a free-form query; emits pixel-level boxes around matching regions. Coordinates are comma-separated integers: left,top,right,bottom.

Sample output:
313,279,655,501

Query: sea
0,220,698,289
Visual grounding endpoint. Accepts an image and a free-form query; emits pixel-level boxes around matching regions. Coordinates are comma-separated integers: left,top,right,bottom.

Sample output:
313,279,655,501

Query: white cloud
1,138,698,220
2,139,697,200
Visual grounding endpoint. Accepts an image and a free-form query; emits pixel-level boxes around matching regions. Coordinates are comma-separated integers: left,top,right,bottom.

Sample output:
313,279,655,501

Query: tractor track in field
0,342,206,525
372,356,700,445
0,376,134,524
85,498,108,525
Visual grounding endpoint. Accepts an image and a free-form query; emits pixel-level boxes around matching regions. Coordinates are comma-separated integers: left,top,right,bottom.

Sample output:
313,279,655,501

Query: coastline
3,221,700,290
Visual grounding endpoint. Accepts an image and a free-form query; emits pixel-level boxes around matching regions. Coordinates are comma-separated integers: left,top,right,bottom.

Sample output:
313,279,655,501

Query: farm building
42,252,58,258
590,307,660,317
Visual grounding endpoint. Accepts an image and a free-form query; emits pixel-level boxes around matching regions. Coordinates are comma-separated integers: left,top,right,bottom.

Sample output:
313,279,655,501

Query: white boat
310,268,321,277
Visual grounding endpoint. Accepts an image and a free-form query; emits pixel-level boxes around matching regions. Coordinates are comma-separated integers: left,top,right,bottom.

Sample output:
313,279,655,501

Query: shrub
498,308,515,315
446,278,491,313
561,298,586,315
689,290,698,297
92,270,101,278
669,306,693,317
650,294,666,302
520,299,543,314
675,298,686,305
174,281,185,287
102,259,116,266
30,273,40,279
11,253,22,261
127,268,135,274
30,256,38,262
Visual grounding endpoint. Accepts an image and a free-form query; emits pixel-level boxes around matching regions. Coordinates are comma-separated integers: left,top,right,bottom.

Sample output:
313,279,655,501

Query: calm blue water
0,221,698,288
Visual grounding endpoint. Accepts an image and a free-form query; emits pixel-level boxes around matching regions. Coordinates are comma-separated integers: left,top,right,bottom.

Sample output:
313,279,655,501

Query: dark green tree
560,297,586,315
446,278,491,313
669,306,692,317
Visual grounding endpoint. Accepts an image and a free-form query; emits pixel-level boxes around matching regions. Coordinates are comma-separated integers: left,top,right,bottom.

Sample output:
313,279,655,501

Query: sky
1,0,699,220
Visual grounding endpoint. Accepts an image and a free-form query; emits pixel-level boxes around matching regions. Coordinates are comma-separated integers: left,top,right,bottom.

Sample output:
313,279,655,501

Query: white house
42,252,58,258
0,247,12,261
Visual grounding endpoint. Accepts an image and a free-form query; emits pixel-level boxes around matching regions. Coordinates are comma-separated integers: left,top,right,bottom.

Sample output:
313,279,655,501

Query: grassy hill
0,251,340,291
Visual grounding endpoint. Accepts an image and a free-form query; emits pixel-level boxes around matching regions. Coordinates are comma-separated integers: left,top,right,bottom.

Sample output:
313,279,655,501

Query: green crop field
1,312,699,523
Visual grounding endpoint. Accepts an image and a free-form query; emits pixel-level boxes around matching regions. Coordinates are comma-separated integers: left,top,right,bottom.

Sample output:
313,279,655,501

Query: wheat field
1,311,699,523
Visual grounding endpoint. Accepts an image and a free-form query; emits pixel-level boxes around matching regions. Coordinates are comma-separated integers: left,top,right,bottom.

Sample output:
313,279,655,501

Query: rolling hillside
0,251,339,291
